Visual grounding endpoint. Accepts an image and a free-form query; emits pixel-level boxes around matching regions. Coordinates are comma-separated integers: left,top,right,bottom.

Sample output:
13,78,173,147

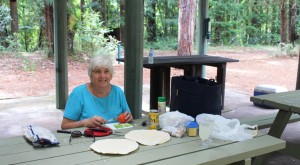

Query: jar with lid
186,121,199,137
158,96,166,114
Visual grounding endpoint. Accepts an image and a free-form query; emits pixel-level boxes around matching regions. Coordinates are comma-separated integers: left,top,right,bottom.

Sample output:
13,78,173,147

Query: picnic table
0,119,285,165
250,90,300,162
117,55,238,110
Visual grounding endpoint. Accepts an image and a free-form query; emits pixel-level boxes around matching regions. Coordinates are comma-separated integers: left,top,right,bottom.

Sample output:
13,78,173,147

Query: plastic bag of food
22,125,59,147
159,111,194,137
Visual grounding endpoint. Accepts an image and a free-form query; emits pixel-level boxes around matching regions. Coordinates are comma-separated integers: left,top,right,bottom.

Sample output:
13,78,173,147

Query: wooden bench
240,113,300,129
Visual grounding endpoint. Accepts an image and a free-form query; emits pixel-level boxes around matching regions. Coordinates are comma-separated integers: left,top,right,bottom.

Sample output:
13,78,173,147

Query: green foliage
0,5,11,32
17,53,36,71
74,10,118,58
0,0,299,55
144,36,178,50
5,33,21,51
274,43,299,57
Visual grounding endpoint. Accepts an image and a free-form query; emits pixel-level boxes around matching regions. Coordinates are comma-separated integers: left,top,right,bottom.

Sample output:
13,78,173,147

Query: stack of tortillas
90,139,138,155
125,130,171,146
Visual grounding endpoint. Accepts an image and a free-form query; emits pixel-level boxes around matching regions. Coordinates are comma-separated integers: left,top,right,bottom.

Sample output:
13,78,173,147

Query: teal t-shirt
63,84,130,121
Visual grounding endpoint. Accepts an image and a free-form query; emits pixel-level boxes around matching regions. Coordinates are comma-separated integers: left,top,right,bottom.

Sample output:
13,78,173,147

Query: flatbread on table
90,139,138,155
125,130,171,146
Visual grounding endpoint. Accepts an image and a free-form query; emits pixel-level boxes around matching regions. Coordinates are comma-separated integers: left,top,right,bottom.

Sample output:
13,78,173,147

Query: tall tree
146,0,156,42
67,1,78,54
99,0,106,24
9,0,19,33
80,0,85,22
44,1,54,53
92,0,106,25
280,0,287,43
289,0,298,46
177,0,196,55
120,0,125,44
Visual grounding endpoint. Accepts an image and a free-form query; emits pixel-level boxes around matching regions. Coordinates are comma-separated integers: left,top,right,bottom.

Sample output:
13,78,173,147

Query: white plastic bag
196,114,257,141
159,111,194,137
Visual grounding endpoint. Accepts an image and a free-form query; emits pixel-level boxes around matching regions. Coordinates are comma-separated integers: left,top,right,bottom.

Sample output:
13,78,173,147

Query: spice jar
158,96,166,114
186,121,199,137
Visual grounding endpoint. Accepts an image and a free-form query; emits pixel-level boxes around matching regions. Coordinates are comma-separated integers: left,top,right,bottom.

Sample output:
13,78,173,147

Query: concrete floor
1,85,300,164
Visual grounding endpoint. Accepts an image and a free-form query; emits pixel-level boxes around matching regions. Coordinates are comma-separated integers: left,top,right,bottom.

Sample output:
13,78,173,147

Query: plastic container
254,84,288,96
158,96,166,114
186,121,199,137
253,84,288,108
148,49,154,64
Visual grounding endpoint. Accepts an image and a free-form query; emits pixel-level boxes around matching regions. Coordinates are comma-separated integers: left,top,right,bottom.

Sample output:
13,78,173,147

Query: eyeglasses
57,130,95,143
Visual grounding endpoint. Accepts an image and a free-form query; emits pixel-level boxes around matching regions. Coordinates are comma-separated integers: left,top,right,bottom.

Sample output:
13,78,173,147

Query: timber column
54,0,68,109
124,0,144,119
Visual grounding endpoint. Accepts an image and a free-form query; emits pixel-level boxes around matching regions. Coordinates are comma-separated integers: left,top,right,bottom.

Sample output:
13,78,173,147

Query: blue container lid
186,121,198,128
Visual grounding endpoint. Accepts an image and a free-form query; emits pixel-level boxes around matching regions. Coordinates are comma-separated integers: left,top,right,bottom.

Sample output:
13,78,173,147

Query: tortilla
90,139,138,155
125,130,171,146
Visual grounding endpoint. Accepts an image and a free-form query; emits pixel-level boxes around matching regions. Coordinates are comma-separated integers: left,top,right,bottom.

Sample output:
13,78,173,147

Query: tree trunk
280,0,287,43
92,0,106,25
265,0,270,44
296,48,300,89
99,0,106,25
146,0,156,42
163,0,168,36
120,0,125,44
44,2,54,54
289,0,298,46
38,23,44,48
177,0,196,56
9,0,19,34
81,0,85,22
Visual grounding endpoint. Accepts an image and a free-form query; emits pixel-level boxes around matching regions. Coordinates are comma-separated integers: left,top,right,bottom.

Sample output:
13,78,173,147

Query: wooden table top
0,119,285,165
117,55,239,67
250,90,300,113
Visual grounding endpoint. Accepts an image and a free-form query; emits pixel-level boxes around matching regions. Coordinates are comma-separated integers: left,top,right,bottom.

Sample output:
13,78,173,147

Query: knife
107,118,118,123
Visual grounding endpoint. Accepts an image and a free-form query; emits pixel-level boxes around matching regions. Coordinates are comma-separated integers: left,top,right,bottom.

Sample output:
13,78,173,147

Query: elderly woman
61,55,133,129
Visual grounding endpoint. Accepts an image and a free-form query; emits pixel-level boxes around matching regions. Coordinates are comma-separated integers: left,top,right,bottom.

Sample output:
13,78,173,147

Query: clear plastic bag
159,111,194,137
196,114,257,141
22,125,59,147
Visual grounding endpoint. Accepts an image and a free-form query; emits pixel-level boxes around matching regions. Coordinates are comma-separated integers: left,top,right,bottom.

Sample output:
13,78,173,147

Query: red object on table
84,125,112,137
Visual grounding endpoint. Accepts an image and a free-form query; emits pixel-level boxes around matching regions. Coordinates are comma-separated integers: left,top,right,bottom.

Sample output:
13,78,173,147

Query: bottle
148,49,154,64
158,96,166,114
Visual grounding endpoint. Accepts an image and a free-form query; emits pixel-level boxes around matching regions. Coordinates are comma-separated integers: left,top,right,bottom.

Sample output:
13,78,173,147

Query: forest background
0,0,300,98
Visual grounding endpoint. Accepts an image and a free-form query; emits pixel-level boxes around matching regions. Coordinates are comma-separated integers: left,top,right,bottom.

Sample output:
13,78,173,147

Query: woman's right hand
84,116,106,128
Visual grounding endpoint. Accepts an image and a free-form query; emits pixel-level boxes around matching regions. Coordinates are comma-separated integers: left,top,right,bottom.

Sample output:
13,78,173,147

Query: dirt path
0,48,298,99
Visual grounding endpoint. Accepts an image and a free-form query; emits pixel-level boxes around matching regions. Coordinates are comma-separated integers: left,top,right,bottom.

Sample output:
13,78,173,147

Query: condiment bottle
186,121,199,137
158,96,166,114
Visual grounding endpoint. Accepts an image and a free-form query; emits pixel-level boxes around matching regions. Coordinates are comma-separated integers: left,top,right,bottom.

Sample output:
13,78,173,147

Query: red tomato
118,114,127,123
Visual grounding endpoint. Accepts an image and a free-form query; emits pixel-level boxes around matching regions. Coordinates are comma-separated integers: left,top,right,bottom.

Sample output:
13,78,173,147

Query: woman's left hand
124,111,133,122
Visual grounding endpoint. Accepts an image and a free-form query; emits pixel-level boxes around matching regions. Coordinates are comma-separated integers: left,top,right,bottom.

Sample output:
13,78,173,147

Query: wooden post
53,0,68,109
124,0,144,119
197,0,209,78
296,48,300,90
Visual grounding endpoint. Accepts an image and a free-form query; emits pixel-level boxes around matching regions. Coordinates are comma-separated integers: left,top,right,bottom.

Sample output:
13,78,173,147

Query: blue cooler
253,84,288,108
